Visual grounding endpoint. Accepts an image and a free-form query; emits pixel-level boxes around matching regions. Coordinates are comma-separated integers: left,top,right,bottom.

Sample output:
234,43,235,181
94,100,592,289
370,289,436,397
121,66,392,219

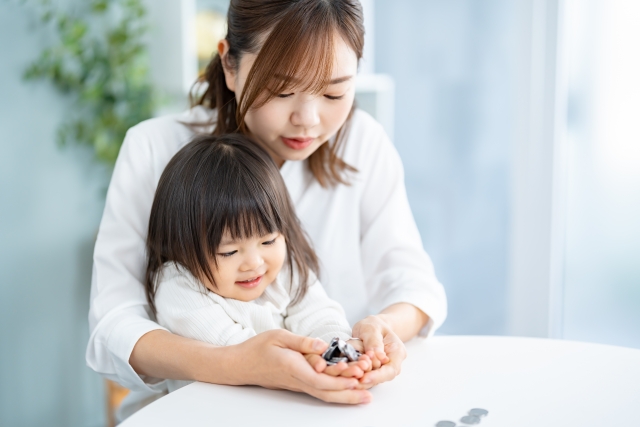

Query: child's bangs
211,164,283,245
239,2,337,112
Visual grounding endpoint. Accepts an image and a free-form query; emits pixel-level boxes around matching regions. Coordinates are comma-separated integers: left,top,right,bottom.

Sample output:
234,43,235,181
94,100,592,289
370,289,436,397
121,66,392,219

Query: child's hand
349,338,388,371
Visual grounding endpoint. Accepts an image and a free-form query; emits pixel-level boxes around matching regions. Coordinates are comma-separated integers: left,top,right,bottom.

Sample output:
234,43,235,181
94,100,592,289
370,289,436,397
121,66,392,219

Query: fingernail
362,377,372,384
313,340,325,351
360,394,371,404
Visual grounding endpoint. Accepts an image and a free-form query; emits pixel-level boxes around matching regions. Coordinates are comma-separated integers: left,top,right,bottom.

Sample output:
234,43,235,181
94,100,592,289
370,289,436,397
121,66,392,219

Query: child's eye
262,238,277,246
324,94,345,100
218,250,237,257
277,93,294,98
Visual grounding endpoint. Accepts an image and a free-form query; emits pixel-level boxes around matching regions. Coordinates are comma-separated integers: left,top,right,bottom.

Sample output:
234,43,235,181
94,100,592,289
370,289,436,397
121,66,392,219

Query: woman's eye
277,93,294,98
262,238,277,246
324,94,345,101
218,250,237,257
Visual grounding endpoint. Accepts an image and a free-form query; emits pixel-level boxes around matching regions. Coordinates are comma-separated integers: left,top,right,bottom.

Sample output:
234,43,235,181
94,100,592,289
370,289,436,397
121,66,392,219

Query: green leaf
21,0,156,168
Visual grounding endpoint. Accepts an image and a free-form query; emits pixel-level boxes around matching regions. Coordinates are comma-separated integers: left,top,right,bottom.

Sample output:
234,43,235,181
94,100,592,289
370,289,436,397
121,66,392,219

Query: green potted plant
23,0,157,167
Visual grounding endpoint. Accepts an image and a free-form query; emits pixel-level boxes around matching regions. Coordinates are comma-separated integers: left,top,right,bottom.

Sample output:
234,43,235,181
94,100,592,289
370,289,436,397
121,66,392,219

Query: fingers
358,339,406,386
273,330,327,355
322,361,363,378
359,361,399,386
366,350,383,370
352,318,390,364
292,363,359,391
323,361,349,376
355,354,372,372
302,386,373,405
339,363,364,379
304,354,327,373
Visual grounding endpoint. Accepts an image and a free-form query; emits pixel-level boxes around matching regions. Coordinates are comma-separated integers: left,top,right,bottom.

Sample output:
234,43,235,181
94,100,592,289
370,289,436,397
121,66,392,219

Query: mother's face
219,36,358,167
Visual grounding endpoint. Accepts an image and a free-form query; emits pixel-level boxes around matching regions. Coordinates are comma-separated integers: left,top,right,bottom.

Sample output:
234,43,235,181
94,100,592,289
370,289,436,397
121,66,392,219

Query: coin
460,415,481,425
342,343,361,361
435,421,456,427
326,357,348,365
469,408,488,417
322,337,361,363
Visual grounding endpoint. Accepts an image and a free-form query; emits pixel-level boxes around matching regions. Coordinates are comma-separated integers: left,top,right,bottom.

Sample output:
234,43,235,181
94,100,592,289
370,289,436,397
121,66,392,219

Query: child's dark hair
145,133,319,315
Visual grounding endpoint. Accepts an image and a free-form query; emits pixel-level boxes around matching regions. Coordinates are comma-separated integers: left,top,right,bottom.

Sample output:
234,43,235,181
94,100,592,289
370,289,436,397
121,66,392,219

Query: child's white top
86,107,448,393
154,262,352,392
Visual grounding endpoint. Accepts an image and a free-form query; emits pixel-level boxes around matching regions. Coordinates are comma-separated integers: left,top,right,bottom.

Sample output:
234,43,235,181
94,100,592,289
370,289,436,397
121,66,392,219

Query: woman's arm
378,302,429,342
348,113,448,386
130,329,372,404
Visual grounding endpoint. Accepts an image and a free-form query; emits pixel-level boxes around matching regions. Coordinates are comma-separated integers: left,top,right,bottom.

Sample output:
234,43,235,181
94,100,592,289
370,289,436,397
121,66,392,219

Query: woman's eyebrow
274,75,353,85
329,75,353,84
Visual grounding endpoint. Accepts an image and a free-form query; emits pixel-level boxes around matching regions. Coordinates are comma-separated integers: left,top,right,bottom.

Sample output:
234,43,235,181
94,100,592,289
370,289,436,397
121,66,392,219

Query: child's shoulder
154,262,203,298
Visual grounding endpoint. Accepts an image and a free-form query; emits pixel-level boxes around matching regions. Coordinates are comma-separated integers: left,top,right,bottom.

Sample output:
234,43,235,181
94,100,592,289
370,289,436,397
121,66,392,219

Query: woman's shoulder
117,106,216,175
125,106,216,151
343,108,398,170
349,108,386,135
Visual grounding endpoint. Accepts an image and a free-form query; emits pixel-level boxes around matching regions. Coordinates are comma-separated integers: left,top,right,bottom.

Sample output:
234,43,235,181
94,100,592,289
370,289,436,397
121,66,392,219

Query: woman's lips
281,137,314,150
235,276,263,289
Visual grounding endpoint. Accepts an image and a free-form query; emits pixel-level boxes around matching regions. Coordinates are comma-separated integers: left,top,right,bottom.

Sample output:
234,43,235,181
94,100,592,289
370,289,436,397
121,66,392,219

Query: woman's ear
218,39,237,93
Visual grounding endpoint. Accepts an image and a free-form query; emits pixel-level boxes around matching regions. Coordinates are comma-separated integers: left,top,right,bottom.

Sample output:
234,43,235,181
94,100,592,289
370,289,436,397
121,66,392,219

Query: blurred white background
0,0,638,426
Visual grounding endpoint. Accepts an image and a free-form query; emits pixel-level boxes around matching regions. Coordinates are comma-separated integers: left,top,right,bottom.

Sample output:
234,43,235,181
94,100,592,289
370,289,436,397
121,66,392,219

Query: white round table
120,336,640,426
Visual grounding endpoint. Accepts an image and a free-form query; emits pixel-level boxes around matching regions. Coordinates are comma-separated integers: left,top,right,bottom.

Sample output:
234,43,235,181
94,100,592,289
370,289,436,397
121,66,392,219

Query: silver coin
460,415,481,425
469,408,488,417
435,421,456,427
322,337,361,363
322,338,341,360
342,343,361,361
326,356,349,365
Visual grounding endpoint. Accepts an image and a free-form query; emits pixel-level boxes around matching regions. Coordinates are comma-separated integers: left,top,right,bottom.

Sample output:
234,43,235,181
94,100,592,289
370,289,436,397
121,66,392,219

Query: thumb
275,330,328,354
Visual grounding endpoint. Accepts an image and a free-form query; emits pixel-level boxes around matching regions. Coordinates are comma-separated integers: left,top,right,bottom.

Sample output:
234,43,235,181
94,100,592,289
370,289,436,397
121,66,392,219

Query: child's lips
235,276,263,288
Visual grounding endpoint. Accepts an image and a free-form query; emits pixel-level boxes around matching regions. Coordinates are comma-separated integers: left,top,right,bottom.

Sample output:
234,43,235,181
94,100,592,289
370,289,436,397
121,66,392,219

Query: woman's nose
290,98,320,129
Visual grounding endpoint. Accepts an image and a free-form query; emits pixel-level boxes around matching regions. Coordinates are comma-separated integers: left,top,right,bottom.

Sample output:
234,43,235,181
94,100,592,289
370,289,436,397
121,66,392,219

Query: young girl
145,134,372,392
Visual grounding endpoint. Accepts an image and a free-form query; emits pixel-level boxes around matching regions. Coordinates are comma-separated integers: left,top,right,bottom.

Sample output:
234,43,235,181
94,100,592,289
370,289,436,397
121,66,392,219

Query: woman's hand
229,329,372,404
131,329,372,404
351,315,407,389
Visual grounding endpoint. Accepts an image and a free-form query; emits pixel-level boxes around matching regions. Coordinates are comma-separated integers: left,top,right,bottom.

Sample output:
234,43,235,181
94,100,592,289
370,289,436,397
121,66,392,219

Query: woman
86,0,447,418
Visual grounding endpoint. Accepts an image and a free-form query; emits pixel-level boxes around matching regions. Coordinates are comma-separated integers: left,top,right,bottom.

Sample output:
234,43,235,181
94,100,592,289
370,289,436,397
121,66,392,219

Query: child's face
206,231,286,301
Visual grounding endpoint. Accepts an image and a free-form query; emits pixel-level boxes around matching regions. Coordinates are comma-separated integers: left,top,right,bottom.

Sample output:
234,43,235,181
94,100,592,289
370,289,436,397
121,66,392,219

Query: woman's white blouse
86,106,447,392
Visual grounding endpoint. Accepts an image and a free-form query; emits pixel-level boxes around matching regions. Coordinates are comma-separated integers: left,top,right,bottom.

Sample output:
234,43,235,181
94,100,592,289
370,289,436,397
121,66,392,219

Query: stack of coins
321,337,362,365
435,408,489,427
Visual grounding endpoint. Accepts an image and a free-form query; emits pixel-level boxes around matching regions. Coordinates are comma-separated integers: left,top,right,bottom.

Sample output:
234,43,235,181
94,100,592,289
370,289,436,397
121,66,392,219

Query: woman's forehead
239,34,358,83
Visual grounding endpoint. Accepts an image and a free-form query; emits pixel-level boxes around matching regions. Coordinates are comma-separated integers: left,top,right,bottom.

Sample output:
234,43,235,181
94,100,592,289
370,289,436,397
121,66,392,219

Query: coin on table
435,421,456,427
460,415,481,424
469,408,488,417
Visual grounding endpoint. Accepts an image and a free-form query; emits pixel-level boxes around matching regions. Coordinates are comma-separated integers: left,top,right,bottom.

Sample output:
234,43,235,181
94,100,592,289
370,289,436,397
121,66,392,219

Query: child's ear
218,39,237,93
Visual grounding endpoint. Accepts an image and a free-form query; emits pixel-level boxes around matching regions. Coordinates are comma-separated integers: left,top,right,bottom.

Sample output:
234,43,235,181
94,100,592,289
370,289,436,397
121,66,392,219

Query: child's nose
240,251,264,271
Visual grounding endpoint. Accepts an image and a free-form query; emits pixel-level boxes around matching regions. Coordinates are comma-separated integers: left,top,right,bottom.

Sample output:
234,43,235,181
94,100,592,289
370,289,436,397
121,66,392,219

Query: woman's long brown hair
145,134,320,316
191,0,365,187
